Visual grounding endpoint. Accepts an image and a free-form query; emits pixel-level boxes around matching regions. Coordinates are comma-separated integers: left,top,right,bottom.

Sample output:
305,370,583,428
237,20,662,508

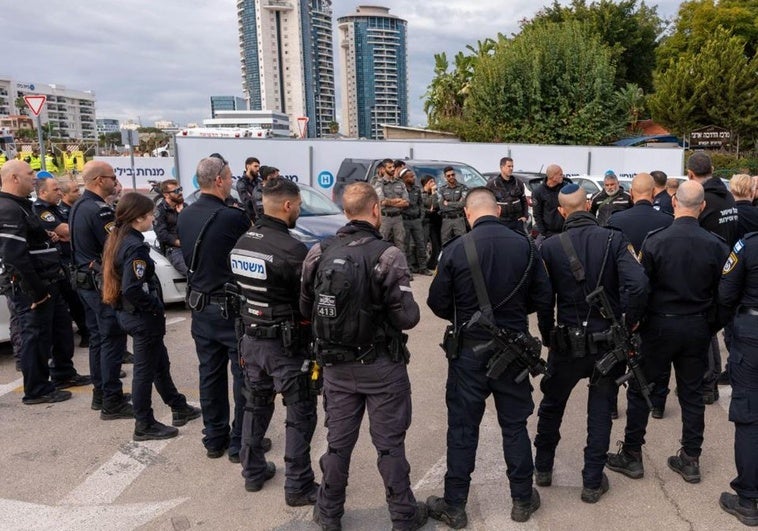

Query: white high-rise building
0,76,96,140
238,0,335,137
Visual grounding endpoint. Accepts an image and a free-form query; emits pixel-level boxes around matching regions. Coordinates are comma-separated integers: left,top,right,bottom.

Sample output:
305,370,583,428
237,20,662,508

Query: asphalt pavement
0,276,746,530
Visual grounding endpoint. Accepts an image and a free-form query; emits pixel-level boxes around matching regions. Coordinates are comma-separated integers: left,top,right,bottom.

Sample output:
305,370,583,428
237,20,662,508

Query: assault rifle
586,286,653,409
467,310,546,383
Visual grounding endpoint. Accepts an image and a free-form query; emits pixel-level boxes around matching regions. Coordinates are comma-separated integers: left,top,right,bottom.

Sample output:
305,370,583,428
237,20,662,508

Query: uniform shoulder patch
39,210,55,223
104,221,116,233
133,259,147,279
733,239,745,254
723,252,738,275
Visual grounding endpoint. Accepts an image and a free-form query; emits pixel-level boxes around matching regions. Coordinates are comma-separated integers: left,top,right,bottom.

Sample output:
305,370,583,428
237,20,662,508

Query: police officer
0,160,84,404
375,163,409,251
607,181,729,485
236,156,260,221
300,182,428,531
420,175,441,270
651,170,673,215
230,178,318,503
70,160,131,418
251,166,280,221
486,157,528,232
153,179,187,275
607,173,673,419
426,187,553,526
718,231,758,526
101,192,201,441
590,170,633,226
33,176,91,348
531,164,566,246
401,168,430,275
535,183,647,503
731,173,758,240
437,167,468,244
177,154,251,461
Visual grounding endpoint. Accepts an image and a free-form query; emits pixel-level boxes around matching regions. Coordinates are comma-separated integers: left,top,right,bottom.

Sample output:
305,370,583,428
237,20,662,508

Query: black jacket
590,189,633,226
116,228,162,314
69,189,115,268
486,175,528,221
540,211,648,331
532,180,565,237
153,200,181,250
736,200,758,241
607,200,673,252
700,177,738,247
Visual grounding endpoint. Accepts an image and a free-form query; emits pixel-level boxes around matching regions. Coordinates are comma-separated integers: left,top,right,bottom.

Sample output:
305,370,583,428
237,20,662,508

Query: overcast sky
5,0,681,129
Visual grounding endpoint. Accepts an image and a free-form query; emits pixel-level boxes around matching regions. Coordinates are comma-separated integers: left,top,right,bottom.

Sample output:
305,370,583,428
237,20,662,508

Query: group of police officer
3,149,758,528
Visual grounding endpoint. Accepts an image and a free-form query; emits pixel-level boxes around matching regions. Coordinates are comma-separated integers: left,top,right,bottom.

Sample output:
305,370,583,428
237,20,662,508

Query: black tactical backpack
311,234,391,348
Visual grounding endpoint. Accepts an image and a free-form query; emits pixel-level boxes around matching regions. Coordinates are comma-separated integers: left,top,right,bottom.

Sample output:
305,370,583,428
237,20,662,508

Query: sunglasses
168,187,183,194
445,173,455,178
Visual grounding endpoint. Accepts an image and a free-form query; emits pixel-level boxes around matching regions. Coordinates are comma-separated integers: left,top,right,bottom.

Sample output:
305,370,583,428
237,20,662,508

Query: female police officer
102,193,200,441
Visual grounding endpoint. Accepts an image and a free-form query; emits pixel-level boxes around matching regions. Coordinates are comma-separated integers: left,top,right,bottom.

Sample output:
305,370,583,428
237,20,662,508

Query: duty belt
441,212,464,219
207,293,227,306
381,211,402,217
315,342,380,366
245,323,281,339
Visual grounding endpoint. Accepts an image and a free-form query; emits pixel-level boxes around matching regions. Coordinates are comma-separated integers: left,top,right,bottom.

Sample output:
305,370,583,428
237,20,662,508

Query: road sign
690,125,731,149
23,95,47,117
297,116,309,139
36,171,55,179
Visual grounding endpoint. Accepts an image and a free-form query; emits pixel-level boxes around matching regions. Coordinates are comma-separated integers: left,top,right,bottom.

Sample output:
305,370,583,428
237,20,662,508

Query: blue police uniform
535,209,647,492
607,199,673,415
428,216,553,510
114,228,192,431
718,233,758,516
231,214,318,499
70,189,129,413
653,189,673,215
609,217,729,477
32,197,90,345
0,192,76,401
177,192,251,457
736,200,758,241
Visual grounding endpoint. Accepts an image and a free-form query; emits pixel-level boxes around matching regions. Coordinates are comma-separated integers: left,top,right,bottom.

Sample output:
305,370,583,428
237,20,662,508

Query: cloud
4,0,682,129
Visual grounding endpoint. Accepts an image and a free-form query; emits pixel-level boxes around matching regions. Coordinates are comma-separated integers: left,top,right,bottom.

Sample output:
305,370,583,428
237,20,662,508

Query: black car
333,158,488,208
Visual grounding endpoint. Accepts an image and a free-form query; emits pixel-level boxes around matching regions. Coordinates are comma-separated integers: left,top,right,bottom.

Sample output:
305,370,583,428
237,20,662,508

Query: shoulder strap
187,207,224,288
559,232,585,283
463,235,494,321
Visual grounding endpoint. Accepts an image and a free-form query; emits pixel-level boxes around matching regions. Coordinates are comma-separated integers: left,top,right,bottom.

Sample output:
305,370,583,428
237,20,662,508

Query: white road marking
0,377,23,398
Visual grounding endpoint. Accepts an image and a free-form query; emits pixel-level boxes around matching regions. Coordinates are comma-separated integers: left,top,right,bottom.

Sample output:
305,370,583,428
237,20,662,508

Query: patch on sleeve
105,221,115,233
39,211,55,223
627,243,640,263
733,239,744,254
723,252,738,275
132,259,147,279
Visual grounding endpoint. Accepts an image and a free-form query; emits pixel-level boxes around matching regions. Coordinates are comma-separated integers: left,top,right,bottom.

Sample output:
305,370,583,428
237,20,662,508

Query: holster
388,332,411,364
441,324,460,360
550,324,587,358
186,289,207,312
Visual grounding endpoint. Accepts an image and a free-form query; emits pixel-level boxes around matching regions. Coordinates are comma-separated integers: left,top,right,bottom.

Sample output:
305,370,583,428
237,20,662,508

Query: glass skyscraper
337,6,408,139
237,0,335,138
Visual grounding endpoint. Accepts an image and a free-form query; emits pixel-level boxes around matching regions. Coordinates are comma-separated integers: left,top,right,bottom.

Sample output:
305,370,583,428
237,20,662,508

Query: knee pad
320,446,351,490
245,387,275,412
376,446,411,497
281,373,313,406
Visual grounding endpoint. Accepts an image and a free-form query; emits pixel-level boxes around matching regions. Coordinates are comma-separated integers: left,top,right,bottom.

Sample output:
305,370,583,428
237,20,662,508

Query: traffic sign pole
24,95,48,172
37,115,46,172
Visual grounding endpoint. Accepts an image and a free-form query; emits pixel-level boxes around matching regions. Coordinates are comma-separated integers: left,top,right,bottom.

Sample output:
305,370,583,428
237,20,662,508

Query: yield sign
23,95,47,116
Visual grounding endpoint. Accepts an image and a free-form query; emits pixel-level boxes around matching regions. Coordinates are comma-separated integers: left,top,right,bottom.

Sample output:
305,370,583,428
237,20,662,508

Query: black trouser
10,287,57,399
190,303,245,453
534,350,622,489
117,311,186,425
79,287,126,409
424,215,442,270
445,344,535,504
239,335,316,493
622,314,710,457
727,313,758,499
316,356,418,530
59,277,88,339
703,335,722,393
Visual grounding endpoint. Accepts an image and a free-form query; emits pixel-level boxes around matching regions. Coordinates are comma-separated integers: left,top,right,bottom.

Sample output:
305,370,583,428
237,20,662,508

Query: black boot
426,495,467,529
511,488,540,522
134,420,179,441
172,404,202,427
607,444,644,479
244,461,276,492
719,492,758,526
667,448,700,483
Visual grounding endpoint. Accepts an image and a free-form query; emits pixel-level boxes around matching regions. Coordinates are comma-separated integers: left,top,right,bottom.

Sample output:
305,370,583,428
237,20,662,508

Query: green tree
14,96,29,116
649,27,758,143
657,0,758,69
523,0,663,91
460,20,624,144
614,83,647,132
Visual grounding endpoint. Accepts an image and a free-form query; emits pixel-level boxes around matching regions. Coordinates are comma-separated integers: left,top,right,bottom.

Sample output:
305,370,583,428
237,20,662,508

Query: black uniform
153,200,187,275
230,215,317,498
114,228,190,427
531,180,565,241
422,188,441,270
427,216,553,508
535,211,647,491
719,234,758,503
736,200,758,240
0,192,76,400
699,177,739,397
177,193,250,457
300,220,423,530
486,175,528,231
613,218,728,465
403,182,427,271
653,189,673,215
607,200,673,252
70,189,128,412
32,197,89,343
236,174,259,221
590,189,633,226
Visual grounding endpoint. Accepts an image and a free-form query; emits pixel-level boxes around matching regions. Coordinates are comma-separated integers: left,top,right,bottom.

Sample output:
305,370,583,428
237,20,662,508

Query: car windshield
299,186,342,216
410,163,487,189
